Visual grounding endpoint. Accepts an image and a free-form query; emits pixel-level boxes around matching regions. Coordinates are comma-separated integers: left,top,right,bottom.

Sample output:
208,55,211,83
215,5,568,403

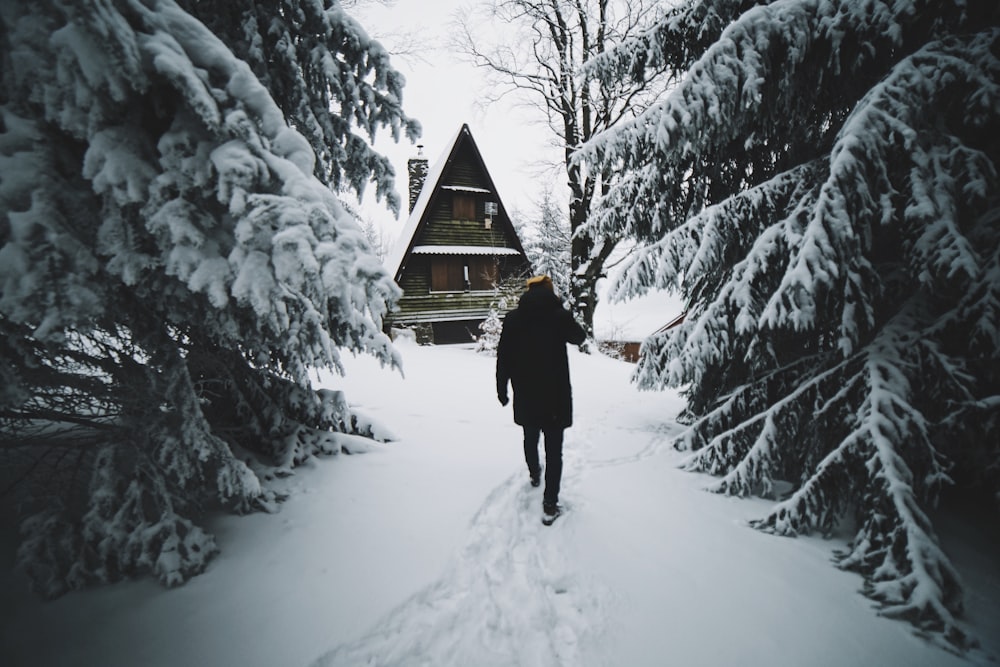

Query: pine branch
747,307,971,643
693,355,862,497
581,0,999,652
1,0,407,596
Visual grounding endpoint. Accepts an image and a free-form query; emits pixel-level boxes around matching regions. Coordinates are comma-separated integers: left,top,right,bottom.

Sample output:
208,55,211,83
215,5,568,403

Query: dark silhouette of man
496,275,586,522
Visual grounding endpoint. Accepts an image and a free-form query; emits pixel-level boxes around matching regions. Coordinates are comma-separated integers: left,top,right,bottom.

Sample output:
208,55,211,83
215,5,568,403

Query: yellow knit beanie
526,275,554,291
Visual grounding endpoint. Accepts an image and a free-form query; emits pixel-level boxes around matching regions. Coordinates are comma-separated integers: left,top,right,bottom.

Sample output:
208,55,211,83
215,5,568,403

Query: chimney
407,145,429,213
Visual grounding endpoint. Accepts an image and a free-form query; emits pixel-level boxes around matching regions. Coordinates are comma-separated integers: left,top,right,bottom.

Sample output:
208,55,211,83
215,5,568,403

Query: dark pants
523,425,564,505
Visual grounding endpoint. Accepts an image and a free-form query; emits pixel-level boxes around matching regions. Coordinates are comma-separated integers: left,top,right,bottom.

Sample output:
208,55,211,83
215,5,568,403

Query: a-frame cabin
386,124,532,344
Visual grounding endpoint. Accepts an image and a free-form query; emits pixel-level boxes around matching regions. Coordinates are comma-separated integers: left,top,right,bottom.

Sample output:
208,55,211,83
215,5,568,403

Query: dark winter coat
496,287,586,428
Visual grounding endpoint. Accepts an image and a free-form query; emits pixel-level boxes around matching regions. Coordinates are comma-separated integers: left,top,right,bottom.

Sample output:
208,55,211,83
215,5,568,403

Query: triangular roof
386,123,527,282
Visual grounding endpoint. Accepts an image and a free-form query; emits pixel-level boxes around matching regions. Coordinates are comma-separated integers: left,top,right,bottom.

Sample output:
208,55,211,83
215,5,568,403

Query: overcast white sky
349,0,557,238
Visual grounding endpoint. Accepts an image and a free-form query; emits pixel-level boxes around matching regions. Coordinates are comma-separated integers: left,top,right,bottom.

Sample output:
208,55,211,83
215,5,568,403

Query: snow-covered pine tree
580,0,999,649
475,296,507,356
176,0,420,213
0,0,411,596
516,186,572,298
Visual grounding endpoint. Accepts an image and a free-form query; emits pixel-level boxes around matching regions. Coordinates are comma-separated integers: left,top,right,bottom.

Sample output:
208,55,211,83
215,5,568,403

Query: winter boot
542,502,563,525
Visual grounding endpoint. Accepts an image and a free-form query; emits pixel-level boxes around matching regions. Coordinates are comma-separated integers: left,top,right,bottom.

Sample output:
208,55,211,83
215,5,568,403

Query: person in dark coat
496,275,586,519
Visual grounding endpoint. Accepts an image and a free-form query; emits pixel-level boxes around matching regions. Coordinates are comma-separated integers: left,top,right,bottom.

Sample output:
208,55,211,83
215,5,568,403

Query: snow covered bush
580,0,999,650
0,0,412,596
476,297,507,356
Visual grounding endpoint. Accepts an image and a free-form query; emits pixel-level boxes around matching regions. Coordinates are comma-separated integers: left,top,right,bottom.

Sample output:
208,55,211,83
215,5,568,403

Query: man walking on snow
496,275,586,524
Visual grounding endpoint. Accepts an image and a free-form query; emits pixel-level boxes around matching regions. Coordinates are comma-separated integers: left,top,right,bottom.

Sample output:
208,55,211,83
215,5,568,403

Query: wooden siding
417,216,511,247
391,256,525,326
392,292,504,323
396,256,529,298
393,256,509,324
414,145,513,247
416,194,515,247
397,255,431,294
387,124,533,338
447,145,487,188
598,340,643,363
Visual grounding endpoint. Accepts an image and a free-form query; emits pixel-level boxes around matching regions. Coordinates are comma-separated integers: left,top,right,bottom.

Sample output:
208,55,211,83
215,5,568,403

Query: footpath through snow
310,343,1000,667
2,342,998,666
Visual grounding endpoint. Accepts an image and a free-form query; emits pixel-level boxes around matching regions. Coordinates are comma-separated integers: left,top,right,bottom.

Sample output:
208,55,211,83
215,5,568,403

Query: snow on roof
385,125,464,279
410,245,521,255
441,185,491,193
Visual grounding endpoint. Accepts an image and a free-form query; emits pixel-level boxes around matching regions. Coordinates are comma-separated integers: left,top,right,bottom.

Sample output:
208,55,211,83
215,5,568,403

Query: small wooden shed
598,311,687,362
385,124,532,344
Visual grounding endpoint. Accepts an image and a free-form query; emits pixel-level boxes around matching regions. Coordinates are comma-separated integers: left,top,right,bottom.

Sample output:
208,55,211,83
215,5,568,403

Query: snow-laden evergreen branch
579,0,964,246
581,0,757,86
608,161,822,302
683,353,859,498
174,0,420,212
753,307,965,644
1,0,407,595
763,29,1000,352
582,0,999,650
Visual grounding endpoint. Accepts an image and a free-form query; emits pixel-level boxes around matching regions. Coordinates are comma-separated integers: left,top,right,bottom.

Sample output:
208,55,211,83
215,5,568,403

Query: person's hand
498,392,509,406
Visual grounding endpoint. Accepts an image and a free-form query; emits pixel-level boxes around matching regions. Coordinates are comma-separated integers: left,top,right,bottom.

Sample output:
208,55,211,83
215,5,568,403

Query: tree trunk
567,139,616,340
569,218,616,340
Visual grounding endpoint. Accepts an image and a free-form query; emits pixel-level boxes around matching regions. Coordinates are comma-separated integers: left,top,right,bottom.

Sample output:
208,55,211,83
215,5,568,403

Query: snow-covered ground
1,341,998,666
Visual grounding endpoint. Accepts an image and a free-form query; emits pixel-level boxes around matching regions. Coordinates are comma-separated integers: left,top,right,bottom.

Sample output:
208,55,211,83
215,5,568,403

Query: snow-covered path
313,455,616,667
309,343,997,667
2,343,997,666
309,343,673,666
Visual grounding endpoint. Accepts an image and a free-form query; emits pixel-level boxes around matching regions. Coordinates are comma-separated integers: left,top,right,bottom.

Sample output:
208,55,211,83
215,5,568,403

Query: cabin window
452,193,476,221
430,256,466,291
468,256,498,291
429,256,498,291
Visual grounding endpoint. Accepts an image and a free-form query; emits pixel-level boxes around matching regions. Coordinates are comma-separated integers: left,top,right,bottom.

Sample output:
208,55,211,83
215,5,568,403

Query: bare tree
455,0,669,337
343,0,431,67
